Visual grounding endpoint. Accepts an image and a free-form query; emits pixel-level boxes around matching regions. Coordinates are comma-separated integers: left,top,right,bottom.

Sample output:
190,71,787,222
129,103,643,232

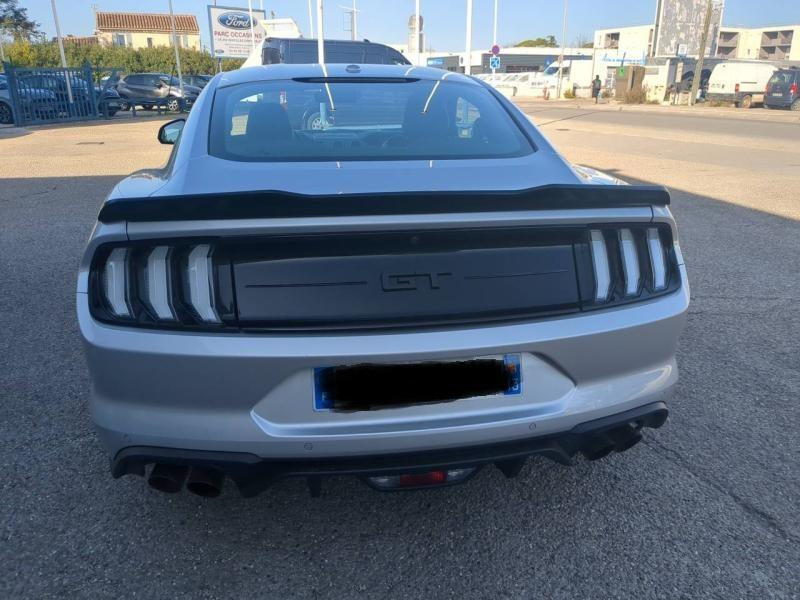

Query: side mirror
158,118,185,144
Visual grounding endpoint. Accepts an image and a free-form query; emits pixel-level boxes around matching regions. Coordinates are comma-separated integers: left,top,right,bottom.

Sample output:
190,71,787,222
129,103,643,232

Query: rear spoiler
97,184,670,224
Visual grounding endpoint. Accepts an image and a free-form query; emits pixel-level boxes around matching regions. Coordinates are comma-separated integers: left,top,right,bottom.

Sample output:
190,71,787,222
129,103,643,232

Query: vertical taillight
103,247,130,317
647,228,667,291
144,246,175,321
790,83,798,96
186,244,220,323
618,229,640,297
589,230,611,302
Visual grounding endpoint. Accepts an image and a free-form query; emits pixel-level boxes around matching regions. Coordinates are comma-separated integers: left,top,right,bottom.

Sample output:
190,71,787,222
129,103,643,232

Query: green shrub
2,41,243,75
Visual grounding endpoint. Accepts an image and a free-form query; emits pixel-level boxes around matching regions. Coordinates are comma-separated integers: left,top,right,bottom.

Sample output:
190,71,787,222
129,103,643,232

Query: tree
0,0,41,42
516,35,557,48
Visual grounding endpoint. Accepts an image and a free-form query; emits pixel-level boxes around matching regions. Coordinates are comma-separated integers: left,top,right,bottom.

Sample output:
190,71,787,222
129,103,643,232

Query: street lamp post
307,0,314,37
464,0,473,75
415,0,421,67
247,0,256,51
50,0,73,104
492,0,498,74
556,0,568,100
167,0,184,99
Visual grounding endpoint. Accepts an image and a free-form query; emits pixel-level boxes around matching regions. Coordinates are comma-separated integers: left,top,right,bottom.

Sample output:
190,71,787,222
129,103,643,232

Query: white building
594,23,800,61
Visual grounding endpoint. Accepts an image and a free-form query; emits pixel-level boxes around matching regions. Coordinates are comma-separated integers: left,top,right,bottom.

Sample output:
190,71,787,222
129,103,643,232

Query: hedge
1,41,244,75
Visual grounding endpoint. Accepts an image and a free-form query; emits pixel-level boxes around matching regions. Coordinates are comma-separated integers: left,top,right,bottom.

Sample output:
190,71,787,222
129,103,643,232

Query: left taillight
90,242,235,330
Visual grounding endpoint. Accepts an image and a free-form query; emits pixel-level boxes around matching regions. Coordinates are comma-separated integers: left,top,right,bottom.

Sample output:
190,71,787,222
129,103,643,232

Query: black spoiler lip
97,183,670,224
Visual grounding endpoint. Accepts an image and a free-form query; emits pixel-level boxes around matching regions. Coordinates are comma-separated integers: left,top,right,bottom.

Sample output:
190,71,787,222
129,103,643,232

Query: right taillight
791,83,798,95
735,83,740,93
586,225,677,308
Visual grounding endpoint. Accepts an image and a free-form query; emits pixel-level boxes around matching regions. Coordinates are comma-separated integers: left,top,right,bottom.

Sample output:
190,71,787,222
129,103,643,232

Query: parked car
116,73,201,112
706,61,777,108
0,73,59,124
16,72,121,117
242,37,411,68
0,74,15,124
182,74,213,89
764,68,800,111
78,64,688,498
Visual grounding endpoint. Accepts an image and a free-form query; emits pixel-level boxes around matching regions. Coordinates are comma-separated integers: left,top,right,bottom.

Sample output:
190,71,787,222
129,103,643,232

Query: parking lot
1,103,798,598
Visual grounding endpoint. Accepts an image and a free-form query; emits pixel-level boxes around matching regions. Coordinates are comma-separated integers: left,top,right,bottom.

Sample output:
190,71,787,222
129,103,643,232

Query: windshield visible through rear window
209,78,533,162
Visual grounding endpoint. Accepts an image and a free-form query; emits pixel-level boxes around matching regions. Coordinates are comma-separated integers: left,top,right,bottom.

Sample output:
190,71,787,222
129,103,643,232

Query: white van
706,61,778,108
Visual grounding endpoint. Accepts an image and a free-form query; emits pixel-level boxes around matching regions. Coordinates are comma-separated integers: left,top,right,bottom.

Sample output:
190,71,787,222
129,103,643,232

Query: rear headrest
245,103,292,140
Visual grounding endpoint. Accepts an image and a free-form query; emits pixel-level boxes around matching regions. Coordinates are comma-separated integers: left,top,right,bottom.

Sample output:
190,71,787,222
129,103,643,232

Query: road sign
491,44,500,56
490,56,501,70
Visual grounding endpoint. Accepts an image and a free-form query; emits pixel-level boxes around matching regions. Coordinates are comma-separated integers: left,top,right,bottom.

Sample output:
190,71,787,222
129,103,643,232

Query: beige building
595,23,799,62
94,11,201,51
717,25,799,60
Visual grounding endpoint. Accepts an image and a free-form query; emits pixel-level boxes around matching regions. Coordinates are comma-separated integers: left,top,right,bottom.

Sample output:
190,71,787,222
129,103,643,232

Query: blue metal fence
2,63,122,126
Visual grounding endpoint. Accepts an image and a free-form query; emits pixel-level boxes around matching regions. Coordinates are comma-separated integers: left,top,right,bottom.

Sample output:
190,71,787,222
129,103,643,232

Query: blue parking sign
490,56,501,70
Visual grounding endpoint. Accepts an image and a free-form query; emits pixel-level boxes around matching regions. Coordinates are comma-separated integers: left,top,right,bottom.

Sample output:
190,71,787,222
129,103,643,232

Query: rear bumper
79,266,689,460
113,401,669,496
764,95,796,108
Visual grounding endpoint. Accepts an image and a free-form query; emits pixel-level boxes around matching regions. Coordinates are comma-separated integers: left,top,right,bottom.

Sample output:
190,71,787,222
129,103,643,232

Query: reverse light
589,230,611,302
647,228,667,291
144,246,174,320
103,247,130,317
618,229,640,296
187,244,220,323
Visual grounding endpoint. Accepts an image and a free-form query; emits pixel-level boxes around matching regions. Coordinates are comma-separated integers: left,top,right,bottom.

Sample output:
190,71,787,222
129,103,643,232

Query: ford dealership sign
217,12,252,30
208,4,266,59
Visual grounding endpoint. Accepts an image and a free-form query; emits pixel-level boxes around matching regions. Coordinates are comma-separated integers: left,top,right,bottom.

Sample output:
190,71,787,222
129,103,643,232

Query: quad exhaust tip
147,464,188,494
186,467,225,498
581,422,644,461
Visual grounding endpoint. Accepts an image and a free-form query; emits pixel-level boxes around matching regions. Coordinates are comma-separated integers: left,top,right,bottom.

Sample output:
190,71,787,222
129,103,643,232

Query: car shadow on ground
1,174,798,599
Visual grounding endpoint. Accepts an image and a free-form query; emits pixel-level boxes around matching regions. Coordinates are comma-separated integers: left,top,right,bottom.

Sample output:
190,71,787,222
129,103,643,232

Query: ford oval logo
217,11,252,30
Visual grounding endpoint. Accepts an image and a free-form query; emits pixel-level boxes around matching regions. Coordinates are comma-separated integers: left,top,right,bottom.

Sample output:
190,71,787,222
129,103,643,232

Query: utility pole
556,0,568,100
317,0,325,63
492,0,498,74
307,0,314,37
50,0,73,104
167,0,184,99
247,0,256,51
415,0,421,66
464,0,473,75
690,0,714,106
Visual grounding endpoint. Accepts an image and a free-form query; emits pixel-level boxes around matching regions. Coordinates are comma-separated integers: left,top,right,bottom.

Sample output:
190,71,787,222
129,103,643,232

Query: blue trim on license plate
313,354,522,411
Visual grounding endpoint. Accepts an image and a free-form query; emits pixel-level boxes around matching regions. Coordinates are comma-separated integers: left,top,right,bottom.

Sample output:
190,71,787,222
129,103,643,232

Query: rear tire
0,101,13,125
167,98,181,112
739,95,752,109
791,99,800,112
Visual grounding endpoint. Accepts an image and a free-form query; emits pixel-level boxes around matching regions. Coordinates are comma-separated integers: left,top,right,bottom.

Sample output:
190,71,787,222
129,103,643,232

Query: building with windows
716,25,799,60
594,23,799,62
94,11,201,51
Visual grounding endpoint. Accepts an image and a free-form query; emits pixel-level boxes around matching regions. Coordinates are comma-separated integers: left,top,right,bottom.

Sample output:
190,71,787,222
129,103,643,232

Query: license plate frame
314,354,522,411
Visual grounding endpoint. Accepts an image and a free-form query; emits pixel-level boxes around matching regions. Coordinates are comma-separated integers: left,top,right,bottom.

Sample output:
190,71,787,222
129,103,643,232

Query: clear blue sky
20,0,800,52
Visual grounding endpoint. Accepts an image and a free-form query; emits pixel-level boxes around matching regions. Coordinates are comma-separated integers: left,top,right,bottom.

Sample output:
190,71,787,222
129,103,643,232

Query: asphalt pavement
1,107,798,599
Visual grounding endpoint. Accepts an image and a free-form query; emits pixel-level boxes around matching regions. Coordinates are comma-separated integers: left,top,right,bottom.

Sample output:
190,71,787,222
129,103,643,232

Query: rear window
769,72,793,85
209,78,533,162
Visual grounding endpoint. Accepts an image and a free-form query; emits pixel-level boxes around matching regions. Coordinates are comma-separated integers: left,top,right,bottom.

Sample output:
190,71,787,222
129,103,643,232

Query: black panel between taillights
87,224,680,333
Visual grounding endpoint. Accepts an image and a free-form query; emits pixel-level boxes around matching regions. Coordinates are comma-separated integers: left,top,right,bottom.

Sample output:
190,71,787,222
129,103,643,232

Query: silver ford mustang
77,64,689,497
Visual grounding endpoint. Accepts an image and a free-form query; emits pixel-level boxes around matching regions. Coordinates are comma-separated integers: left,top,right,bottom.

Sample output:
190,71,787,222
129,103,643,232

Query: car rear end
765,69,800,109
78,65,689,497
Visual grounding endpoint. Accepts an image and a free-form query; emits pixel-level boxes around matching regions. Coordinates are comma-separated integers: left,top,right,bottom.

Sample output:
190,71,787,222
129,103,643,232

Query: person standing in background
592,75,602,104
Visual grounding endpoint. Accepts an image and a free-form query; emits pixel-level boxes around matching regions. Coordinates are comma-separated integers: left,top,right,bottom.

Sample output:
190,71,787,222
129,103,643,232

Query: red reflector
791,84,798,95
399,471,447,487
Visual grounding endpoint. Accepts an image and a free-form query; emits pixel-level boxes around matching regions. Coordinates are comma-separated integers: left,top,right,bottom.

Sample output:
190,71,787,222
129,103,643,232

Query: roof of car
218,64,477,88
